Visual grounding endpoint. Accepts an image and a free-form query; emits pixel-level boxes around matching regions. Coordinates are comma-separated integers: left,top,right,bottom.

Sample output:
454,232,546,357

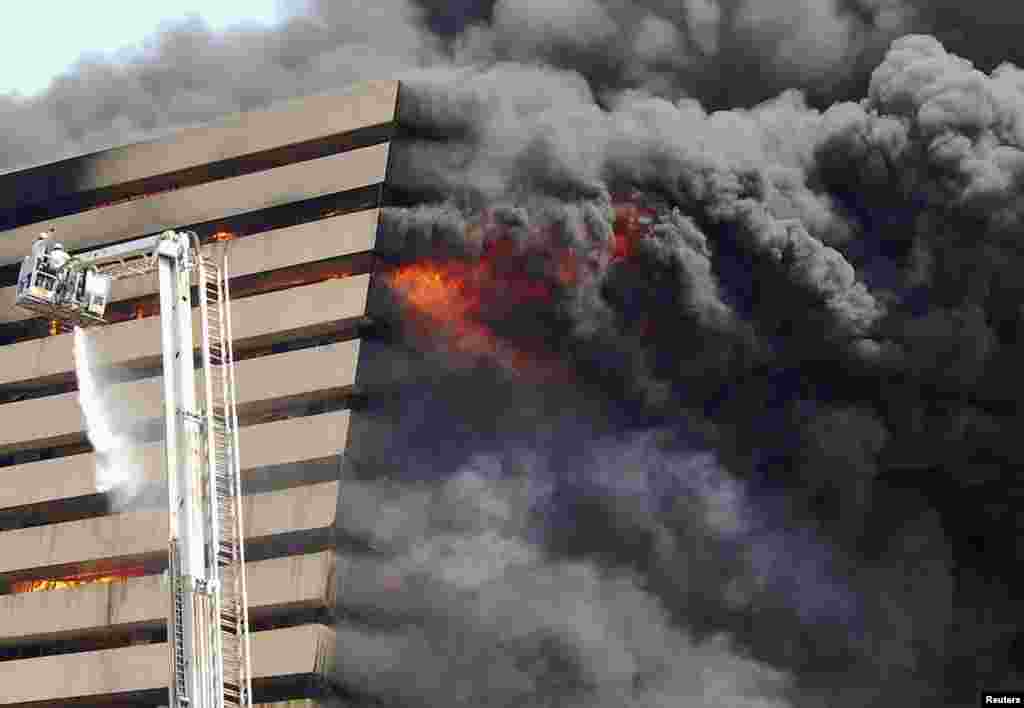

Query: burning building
0,8,1022,704
0,80,398,705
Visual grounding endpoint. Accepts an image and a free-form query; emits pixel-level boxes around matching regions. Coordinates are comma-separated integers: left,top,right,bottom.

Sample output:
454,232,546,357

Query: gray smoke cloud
332,454,793,708
449,0,914,106
0,1,439,168
1,2,1022,706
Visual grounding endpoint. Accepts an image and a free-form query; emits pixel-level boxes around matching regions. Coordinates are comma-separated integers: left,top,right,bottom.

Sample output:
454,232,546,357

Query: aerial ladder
14,230,253,708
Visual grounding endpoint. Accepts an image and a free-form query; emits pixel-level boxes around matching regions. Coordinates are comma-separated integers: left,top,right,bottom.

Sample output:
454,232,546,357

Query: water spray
73,325,143,507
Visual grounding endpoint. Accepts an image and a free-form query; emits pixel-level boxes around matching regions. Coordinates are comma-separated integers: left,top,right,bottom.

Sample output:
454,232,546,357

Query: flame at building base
12,566,147,593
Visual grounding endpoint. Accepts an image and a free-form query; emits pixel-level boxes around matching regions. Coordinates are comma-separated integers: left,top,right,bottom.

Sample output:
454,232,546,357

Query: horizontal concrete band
0,551,334,645
0,623,336,705
0,142,389,266
0,409,350,512
0,207,379,324
0,272,370,389
0,338,361,455
0,79,398,211
0,481,338,578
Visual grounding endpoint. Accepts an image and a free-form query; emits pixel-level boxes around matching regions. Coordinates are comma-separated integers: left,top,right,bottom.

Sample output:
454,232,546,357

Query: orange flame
212,231,235,242
12,567,146,594
386,200,657,377
387,248,564,379
388,260,497,355
611,203,656,262
556,249,580,288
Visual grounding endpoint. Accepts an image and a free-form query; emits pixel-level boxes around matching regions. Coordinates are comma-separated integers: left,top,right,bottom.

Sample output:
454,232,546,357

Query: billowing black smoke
365,29,1024,708
1,3,1022,707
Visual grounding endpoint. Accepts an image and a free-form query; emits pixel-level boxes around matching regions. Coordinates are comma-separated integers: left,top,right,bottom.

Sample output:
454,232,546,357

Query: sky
0,1,289,97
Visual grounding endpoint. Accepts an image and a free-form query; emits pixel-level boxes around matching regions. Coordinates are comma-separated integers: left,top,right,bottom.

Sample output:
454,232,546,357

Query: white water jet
73,326,145,508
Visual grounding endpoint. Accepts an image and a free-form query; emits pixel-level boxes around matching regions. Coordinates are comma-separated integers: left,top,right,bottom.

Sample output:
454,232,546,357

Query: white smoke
73,326,148,510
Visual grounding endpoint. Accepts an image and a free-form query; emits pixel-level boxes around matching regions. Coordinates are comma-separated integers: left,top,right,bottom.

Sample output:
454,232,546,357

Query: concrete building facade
0,80,399,706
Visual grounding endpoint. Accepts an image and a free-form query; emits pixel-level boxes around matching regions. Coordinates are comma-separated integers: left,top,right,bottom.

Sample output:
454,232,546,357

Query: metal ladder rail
201,255,241,707
214,255,248,708
196,251,248,708
169,541,190,707
196,253,228,708
221,248,253,708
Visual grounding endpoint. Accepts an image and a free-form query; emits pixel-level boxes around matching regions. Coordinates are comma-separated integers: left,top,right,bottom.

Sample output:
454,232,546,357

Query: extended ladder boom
15,230,252,708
